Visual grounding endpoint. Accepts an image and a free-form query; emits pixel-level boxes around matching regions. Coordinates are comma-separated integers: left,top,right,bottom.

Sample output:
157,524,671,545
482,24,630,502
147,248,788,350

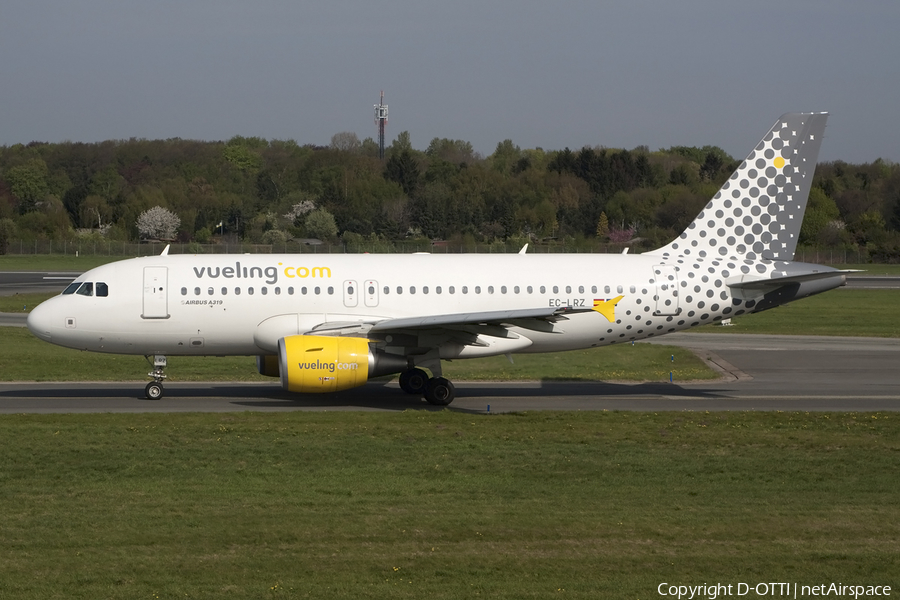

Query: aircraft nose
26,302,53,342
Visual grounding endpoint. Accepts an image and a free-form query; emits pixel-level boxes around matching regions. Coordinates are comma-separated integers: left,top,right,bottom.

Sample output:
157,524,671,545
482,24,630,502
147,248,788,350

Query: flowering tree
607,226,636,244
137,206,180,240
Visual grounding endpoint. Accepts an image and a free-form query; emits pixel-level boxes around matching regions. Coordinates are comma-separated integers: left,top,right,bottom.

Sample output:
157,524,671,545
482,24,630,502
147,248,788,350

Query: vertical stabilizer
650,112,828,261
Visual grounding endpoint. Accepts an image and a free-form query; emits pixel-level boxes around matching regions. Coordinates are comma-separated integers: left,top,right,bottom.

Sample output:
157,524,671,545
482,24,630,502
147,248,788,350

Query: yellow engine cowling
278,335,371,393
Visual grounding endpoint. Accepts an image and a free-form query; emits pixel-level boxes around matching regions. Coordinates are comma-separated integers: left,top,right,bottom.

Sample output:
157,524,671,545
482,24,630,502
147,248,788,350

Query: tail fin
650,112,828,261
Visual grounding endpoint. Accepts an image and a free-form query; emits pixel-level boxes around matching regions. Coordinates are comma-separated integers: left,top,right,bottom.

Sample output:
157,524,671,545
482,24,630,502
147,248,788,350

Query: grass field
695,288,900,337
3,256,898,599
0,411,897,599
0,327,714,383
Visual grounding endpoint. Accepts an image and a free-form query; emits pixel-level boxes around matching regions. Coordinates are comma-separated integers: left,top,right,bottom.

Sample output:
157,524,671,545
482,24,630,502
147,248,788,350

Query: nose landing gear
144,354,167,399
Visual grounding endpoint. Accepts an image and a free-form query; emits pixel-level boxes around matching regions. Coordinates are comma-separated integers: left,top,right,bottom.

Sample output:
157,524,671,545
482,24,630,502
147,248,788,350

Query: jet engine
276,335,407,393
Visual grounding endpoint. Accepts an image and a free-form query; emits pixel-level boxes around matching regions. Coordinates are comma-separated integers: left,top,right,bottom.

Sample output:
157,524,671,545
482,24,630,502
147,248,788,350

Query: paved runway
1,334,897,413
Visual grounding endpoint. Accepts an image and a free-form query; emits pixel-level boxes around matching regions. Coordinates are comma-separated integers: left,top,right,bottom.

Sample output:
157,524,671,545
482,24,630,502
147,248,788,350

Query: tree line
1,130,899,261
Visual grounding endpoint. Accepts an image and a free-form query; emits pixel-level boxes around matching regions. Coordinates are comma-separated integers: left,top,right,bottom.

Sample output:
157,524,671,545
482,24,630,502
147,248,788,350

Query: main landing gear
144,354,167,399
398,367,456,406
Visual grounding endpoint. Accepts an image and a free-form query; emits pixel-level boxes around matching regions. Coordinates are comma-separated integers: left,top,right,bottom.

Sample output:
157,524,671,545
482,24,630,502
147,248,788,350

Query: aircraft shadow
0,379,730,414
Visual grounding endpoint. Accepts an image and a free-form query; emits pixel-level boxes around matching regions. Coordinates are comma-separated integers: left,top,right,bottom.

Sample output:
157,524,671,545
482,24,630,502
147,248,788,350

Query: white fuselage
28,252,701,357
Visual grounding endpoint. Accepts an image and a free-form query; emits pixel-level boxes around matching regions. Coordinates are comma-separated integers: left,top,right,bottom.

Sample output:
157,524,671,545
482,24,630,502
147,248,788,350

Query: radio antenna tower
374,91,388,159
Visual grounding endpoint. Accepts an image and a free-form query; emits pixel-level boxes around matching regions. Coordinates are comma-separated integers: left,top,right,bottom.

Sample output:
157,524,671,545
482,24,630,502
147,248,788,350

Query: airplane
27,112,850,405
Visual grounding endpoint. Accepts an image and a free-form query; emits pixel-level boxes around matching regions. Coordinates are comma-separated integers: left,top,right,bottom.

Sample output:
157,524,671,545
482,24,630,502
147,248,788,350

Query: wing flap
368,306,566,332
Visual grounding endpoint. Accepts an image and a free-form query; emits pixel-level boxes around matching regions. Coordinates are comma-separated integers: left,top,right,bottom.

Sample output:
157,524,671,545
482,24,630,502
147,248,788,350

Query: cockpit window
75,282,94,297
62,282,82,295
96,282,108,297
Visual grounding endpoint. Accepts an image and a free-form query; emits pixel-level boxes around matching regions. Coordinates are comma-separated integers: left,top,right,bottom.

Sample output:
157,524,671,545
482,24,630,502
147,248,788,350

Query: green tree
596,212,609,238
6,159,49,213
384,149,420,196
800,188,841,244
0,218,17,254
389,131,412,155
490,139,521,174
305,208,338,240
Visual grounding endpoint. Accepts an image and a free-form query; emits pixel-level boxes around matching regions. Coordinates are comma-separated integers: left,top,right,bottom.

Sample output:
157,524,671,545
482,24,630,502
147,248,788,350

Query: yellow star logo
591,295,624,322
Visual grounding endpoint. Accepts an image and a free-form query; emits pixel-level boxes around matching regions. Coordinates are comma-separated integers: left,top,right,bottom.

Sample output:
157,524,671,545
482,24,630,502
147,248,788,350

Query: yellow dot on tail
774,156,785,169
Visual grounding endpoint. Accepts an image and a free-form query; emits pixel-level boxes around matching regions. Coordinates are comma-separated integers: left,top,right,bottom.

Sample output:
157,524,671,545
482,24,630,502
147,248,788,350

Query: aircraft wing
305,306,574,337
368,306,570,331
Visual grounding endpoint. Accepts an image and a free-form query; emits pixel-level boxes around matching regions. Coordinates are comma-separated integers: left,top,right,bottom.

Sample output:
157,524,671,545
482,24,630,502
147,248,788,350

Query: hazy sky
1,1,897,162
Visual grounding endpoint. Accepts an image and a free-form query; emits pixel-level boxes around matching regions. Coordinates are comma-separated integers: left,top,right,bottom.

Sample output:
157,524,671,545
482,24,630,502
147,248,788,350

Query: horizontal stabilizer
728,270,857,291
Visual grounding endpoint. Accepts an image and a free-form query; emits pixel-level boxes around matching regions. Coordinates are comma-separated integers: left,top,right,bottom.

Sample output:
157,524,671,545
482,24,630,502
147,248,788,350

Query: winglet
518,244,528,255
161,244,170,256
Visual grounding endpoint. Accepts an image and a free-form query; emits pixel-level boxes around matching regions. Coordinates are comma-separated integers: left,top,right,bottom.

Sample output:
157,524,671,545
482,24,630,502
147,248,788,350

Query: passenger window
222,287,228,295
462,286,468,294
302,287,308,295
604,286,611,294
423,286,429,294
383,286,389,295
396,286,402,295
248,287,255,295
527,286,533,294
95,282,108,297
261,287,268,295
288,287,294,295
449,286,455,294
181,287,187,296
566,286,571,294
578,286,584,294
63,282,81,295
194,287,201,296
208,287,214,295
475,286,481,294
592,286,598,294
487,286,494,294
76,282,94,296
630,286,636,293
540,286,546,294
274,287,280,295
327,287,334,295
553,286,559,294
617,285,623,294
315,287,321,295
235,287,241,295
410,286,416,295
436,286,442,294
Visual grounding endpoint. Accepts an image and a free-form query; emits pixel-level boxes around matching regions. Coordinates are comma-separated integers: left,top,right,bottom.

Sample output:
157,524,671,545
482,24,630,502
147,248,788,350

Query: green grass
0,254,123,272
699,288,900,337
0,327,713,383
0,292,57,313
0,411,897,599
